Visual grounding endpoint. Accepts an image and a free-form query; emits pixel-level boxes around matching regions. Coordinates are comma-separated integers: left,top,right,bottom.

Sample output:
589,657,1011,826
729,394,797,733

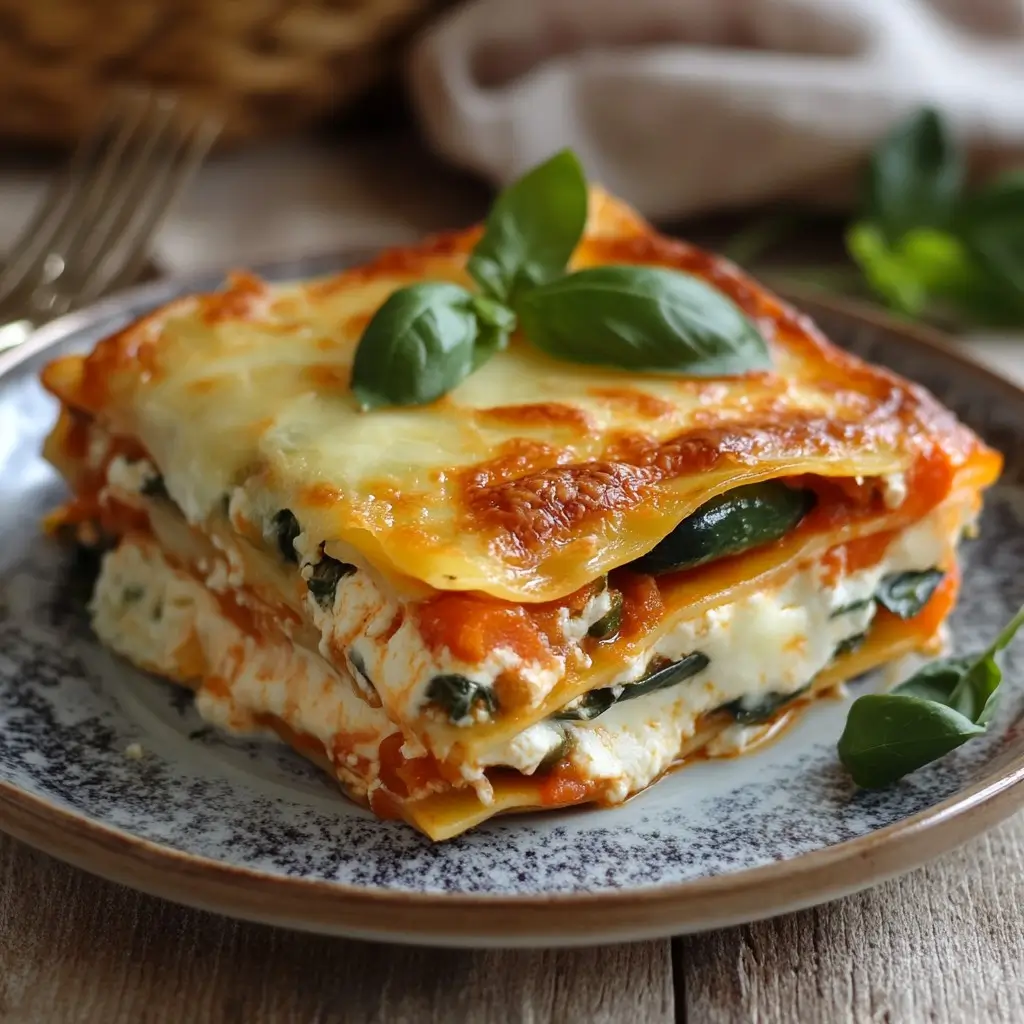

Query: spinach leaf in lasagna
587,590,623,640
837,604,1024,788
426,674,498,724
306,555,356,611
719,685,810,726
467,149,588,305
272,509,301,563
875,569,945,619
557,653,710,722
517,265,773,376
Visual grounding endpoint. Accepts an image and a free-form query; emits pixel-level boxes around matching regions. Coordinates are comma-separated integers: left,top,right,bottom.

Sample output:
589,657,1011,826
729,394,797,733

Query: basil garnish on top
517,265,772,375
837,605,1024,788
349,149,772,409
467,148,588,305
350,282,487,411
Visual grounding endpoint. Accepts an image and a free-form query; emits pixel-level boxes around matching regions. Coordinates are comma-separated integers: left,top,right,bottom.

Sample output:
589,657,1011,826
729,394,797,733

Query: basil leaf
467,149,587,304
866,107,962,243
958,173,1024,311
351,282,480,410
875,569,945,619
518,265,772,376
426,674,498,724
893,657,971,707
837,694,984,789
948,604,1024,726
838,605,1024,787
469,295,516,369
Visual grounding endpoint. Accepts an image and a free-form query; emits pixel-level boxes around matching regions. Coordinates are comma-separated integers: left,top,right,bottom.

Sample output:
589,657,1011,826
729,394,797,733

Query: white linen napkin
408,0,1024,219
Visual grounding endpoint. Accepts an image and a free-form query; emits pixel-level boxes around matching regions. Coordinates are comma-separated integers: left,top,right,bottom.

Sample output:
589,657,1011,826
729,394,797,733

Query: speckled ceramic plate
2,256,1024,948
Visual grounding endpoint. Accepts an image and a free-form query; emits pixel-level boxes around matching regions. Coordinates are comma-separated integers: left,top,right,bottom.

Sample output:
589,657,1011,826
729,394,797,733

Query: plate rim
2,266,1024,947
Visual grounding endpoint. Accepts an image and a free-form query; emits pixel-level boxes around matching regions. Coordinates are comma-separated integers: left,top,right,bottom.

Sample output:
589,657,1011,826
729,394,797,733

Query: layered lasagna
40,189,1000,840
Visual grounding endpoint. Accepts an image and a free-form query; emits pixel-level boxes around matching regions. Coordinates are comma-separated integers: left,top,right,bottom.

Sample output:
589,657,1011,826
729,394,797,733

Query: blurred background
2,0,1024,369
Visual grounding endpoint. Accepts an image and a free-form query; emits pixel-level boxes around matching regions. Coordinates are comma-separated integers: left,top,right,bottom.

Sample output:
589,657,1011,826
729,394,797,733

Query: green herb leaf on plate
837,694,984,789
837,605,1024,788
351,282,481,410
517,265,773,376
467,149,588,305
865,107,963,243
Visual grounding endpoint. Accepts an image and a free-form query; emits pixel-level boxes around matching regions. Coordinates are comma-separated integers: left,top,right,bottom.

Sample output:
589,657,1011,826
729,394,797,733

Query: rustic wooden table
3,131,1024,1024
2,816,1023,1022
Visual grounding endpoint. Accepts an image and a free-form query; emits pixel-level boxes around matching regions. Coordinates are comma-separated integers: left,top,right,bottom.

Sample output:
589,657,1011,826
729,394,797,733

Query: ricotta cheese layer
91,500,960,807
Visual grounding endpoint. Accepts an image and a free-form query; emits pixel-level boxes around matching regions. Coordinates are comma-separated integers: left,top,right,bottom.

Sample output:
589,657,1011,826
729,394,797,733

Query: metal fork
0,91,220,351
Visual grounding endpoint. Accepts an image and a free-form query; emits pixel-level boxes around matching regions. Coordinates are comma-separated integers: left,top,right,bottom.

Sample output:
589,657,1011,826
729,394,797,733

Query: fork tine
0,104,118,300
0,92,154,304
59,97,184,292
53,93,177,279
77,112,222,303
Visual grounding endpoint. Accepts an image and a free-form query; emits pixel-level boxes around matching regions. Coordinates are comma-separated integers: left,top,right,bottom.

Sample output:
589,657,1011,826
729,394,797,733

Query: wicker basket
0,0,444,146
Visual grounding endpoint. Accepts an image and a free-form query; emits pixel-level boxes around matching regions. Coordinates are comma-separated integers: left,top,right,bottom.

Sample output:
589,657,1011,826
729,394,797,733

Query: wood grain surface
0,812,1022,1023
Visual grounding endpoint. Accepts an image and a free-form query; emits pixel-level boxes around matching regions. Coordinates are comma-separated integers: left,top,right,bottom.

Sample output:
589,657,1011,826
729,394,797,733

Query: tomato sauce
416,593,554,667
538,760,595,806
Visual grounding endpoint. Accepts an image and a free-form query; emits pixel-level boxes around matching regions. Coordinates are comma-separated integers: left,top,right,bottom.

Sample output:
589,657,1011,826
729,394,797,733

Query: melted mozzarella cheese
43,188,997,603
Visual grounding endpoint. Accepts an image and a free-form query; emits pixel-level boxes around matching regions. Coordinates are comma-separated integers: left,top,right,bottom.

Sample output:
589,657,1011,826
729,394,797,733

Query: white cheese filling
89,494,961,810
90,538,398,800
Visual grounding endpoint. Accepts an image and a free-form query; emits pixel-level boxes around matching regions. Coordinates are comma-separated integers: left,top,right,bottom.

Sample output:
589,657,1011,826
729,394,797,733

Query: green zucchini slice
630,481,815,576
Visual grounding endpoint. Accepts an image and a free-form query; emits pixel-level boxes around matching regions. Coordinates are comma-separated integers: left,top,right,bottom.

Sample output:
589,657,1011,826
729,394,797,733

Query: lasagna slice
40,188,1000,841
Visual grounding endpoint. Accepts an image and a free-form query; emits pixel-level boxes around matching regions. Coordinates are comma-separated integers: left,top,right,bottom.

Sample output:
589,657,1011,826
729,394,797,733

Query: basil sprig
350,149,772,409
838,605,1024,788
853,109,1024,325
467,149,588,305
865,108,962,244
351,283,484,410
518,265,770,375
731,108,1024,328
